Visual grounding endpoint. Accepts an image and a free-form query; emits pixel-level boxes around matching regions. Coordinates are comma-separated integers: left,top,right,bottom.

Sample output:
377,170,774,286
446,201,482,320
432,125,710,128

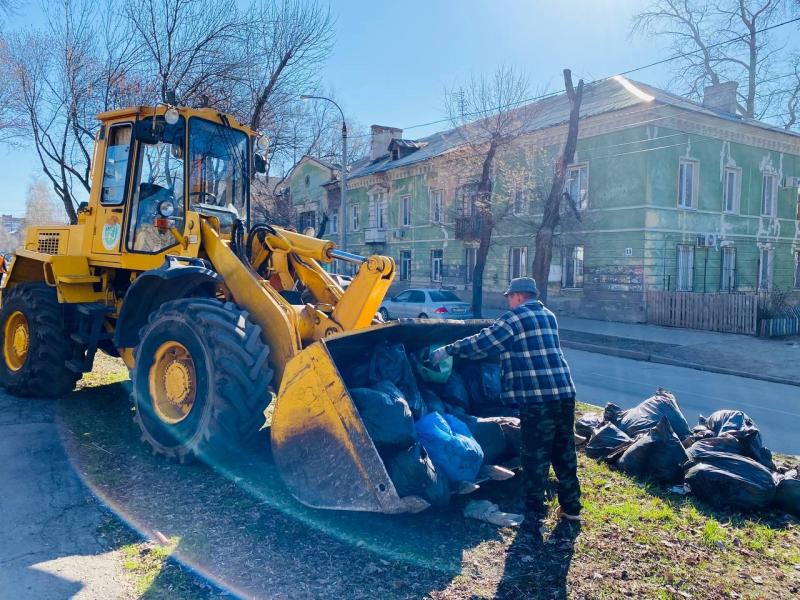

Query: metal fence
645,291,758,335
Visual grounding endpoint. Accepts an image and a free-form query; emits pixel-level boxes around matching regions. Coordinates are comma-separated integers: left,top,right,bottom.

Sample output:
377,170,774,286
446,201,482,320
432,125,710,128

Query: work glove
430,346,450,365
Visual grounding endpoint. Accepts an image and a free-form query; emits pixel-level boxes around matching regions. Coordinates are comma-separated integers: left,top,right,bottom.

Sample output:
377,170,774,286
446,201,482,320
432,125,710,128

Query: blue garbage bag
415,412,484,483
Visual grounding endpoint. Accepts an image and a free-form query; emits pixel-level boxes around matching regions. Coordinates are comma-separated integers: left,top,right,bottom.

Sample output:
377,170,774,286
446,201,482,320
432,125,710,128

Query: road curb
561,340,800,388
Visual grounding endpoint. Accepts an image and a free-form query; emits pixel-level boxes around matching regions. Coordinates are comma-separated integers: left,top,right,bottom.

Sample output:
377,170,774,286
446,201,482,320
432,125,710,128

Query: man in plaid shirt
431,277,581,524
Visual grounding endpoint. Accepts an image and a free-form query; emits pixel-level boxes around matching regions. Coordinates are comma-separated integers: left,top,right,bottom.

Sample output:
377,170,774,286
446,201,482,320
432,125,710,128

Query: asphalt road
0,393,132,600
565,348,800,455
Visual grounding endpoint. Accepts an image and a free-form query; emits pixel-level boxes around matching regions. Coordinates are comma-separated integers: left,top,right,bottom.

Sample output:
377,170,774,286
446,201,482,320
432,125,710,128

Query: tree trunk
532,69,584,304
471,139,498,318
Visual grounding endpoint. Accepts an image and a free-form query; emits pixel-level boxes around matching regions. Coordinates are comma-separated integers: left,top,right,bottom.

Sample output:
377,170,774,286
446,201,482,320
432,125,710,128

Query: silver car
379,288,473,320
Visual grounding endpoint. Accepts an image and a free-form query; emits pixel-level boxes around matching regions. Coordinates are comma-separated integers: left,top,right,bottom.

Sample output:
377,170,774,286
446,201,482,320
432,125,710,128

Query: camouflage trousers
519,397,581,516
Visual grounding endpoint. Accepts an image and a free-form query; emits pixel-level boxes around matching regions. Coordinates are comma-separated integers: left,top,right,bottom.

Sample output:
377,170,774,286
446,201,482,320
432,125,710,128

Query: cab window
101,124,132,205
127,116,186,253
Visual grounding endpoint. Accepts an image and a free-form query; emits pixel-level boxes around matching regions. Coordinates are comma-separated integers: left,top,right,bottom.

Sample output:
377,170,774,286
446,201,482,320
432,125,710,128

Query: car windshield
188,118,248,229
428,291,462,302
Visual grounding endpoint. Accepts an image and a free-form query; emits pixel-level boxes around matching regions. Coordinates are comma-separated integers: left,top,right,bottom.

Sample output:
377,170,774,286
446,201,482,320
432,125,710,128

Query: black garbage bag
386,443,451,507
682,425,715,448
431,370,471,412
686,435,747,462
575,412,604,439
460,361,502,407
462,415,521,464
418,384,446,415
617,416,688,483
604,389,691,440
585,423,632,460
698,410,774,470
684,454,777,510
774,471,800,516
367,342,427,418
350,387,416,451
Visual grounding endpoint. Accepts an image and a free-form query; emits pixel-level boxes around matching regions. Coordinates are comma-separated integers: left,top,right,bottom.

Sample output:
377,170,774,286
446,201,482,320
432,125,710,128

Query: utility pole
300,95,348,253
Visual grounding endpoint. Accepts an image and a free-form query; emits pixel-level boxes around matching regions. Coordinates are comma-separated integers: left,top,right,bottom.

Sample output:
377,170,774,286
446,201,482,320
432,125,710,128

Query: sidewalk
483,309,800,387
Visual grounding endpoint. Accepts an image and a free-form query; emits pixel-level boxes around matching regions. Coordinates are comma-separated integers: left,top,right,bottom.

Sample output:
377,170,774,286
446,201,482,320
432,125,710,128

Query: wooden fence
645,291,758,335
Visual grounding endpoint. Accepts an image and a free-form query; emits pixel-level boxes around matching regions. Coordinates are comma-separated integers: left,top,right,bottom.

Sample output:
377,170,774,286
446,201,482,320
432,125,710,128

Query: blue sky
0,0,678,215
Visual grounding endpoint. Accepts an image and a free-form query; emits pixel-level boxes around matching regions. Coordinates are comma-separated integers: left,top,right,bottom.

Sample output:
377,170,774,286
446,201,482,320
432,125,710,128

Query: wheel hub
3,311,29,372
149,342,197,424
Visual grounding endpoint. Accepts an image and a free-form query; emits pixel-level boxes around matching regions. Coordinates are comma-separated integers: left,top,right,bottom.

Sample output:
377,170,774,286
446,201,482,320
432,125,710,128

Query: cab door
92,123,133,256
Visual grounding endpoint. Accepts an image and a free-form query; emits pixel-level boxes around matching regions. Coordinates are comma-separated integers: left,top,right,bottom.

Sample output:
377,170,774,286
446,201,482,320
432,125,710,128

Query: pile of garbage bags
343,341,520,508
578,389,799,516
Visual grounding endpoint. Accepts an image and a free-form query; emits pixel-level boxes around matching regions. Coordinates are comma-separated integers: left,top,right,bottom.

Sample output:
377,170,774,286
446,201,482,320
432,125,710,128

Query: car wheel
378,308,390,321
418,313,428,318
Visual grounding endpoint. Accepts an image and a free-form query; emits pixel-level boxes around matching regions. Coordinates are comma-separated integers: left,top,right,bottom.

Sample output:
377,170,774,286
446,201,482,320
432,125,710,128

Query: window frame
464,246,476,284
329,209,338,234
350,203,359,231
565,162,589,211
561,245,584,289
508,246,528,281
400,194,412,227
761,172,778,217
720,246,736,292
678,158,699,210
758,247,774,291
794,250,800,290
100,122,134,206
431,248,443,282
399,250,412,281
431,189,444,224
722,166,741,214
393,290,412,303
676,244,694,292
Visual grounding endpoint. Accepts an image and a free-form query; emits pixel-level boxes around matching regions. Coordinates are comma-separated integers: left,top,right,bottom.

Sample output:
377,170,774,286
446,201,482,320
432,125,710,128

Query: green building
281,78,800,322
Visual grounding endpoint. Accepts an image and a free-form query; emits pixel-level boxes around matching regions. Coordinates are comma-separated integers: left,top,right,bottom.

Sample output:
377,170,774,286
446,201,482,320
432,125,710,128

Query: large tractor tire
132,298,273,463
0,283,82,396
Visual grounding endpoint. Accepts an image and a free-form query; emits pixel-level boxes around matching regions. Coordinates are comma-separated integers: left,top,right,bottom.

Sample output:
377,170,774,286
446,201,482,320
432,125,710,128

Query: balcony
363,228,387,244
455,215,488,241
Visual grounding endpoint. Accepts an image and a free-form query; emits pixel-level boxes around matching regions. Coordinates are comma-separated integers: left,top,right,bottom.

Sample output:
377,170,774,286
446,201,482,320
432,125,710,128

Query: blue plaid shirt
445,300,576,404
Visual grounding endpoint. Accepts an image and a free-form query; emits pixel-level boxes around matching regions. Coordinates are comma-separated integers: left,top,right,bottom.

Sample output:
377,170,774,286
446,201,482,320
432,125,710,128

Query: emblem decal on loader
101,216,121,250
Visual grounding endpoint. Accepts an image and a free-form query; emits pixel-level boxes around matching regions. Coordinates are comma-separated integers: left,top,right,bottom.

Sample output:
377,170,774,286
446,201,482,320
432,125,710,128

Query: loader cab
89,106,262,265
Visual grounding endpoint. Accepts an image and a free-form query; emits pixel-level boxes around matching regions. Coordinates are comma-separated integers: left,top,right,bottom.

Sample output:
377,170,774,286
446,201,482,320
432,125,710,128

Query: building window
566,163,588,210
677,244,694,291
509,246,528,281
720,246,736,292
431,249,443,282
329,210,338,234
761,172,777,216
400,195,412,227
561,245,584,289
465,246,476,284
368,190,387,229
350,203,359,231
794,251,800,289
431,189,444,223
400,250,411,281
304,174,310,187
723,167,740,214
456,183,478,217
758,247,773,291
511,189,527,215
678,159,698,209
298,210,316,234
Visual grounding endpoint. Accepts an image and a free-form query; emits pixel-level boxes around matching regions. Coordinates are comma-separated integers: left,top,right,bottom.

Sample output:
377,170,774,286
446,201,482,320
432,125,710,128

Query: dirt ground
56,355,800,599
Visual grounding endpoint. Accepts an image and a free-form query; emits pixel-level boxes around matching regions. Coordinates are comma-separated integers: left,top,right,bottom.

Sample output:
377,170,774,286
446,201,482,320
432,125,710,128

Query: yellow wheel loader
0,104,487,513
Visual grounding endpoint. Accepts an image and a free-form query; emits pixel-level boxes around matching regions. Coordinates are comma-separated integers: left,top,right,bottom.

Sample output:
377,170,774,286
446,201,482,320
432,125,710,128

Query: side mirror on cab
134,119,164,145
254,154,267,174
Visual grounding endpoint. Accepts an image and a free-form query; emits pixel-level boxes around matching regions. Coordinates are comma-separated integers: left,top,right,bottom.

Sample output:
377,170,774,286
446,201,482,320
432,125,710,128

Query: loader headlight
158,200,175,217
256,135,270,152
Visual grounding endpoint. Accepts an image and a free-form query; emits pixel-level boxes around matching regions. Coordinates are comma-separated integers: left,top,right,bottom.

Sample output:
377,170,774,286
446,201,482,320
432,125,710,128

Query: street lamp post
300,95,348,253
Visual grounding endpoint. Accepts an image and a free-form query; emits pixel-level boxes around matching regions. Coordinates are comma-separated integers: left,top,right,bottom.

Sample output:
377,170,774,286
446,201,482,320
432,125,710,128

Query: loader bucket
270,318,490,513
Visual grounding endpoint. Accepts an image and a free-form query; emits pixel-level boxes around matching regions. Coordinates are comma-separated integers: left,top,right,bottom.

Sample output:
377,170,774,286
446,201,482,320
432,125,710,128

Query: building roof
347,76,800,180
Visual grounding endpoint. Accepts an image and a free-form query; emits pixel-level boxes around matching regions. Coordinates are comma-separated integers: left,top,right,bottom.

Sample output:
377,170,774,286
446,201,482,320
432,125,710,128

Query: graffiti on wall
585,265,644,292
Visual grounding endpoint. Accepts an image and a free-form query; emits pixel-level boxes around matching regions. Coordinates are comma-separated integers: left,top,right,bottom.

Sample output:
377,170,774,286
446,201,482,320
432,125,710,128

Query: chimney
702,81,739,115
370,125,403,161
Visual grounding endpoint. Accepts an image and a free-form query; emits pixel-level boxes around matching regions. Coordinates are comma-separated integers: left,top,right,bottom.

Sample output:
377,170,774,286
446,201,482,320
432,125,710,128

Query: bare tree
632,0,798,126
124,0,241,105
444,66,531,317
531,70,584,303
